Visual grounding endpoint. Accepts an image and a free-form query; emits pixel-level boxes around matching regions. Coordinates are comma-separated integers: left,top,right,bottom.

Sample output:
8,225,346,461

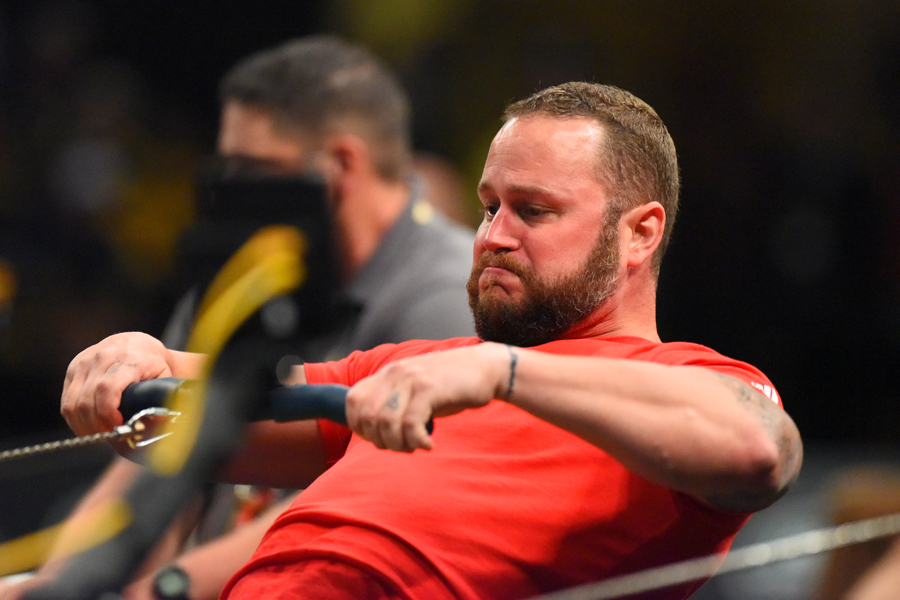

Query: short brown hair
220,35,412,182
503,82,680,273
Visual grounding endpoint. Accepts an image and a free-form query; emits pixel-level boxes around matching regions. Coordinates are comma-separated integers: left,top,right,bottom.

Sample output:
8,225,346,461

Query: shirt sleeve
316,418,353,467
305,358,356,466
652,343,784,408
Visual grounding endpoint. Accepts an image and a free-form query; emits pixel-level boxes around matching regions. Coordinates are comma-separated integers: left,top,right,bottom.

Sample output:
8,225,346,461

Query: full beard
466,218,621,347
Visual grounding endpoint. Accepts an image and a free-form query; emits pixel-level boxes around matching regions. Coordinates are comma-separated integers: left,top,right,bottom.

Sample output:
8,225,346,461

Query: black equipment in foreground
17,182,334,599
175,174,343,341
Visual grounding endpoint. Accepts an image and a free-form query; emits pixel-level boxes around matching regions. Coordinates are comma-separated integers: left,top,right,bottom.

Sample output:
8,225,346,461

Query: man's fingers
94,372,133,425
60,332,178,437
377,391,433,453
377,391,408,452
402,401,433,452
66,370,126,436
63,360,160,435
346,388,384,449
347,384,434,453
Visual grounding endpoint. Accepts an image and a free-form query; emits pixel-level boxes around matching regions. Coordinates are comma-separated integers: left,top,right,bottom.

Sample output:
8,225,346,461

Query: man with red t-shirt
59,82,802,599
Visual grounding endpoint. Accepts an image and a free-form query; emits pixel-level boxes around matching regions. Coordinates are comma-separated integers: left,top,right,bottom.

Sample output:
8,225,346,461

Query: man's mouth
479,265,523,296
482,265,512,277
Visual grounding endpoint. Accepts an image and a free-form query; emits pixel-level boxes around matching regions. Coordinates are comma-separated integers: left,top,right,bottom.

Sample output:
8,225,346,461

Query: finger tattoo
108,358,140,374
385,392,400,410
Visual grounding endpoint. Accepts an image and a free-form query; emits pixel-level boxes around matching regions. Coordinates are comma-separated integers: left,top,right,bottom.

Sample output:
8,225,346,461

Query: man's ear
320,134,370,197
622,201,665,268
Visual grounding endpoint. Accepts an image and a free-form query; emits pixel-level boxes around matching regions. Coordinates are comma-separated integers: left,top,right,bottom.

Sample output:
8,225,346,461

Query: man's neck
563,279,661,343
335,180,410,283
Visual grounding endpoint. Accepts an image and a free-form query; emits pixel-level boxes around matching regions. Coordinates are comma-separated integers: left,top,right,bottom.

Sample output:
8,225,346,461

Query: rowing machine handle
269,384,434,433
121,379,432,432
119,378,350,425
120,377,184,420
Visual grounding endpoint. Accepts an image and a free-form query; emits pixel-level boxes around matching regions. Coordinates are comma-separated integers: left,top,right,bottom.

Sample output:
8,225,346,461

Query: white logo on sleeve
750,382,780,404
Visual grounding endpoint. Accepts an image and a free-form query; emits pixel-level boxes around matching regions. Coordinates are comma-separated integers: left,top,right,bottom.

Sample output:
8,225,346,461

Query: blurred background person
1,34,475,600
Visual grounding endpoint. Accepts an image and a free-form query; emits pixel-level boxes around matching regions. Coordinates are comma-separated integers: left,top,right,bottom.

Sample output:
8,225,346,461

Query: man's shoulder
649,341,781,405
368,336,482,360
537,336,744,366
538,336,779,403
310,337,481,384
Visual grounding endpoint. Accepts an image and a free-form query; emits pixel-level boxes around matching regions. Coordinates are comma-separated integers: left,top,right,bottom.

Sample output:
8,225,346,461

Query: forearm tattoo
504,345,518,400
711,372,802,507
714,373,780,436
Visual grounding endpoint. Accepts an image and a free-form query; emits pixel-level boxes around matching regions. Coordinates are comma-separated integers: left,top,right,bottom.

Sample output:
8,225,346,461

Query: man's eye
483,204,499,217
520,206,546,218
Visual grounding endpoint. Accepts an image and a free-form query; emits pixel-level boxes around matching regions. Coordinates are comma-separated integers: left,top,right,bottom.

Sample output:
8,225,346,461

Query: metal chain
0,427,131,462
526,512,900,600
0,408,179,463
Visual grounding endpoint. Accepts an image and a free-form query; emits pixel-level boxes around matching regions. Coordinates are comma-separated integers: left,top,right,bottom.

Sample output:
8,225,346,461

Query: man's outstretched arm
344,342,802,513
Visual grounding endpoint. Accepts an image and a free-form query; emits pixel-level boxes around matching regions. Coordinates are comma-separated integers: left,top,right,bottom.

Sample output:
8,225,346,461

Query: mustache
472,251,529,279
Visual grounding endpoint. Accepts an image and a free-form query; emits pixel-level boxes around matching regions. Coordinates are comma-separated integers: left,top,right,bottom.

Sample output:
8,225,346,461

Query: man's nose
481,209,520,253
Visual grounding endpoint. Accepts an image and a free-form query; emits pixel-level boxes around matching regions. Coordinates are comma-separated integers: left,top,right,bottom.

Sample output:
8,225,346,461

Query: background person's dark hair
503,82,680,275
219,35,412,182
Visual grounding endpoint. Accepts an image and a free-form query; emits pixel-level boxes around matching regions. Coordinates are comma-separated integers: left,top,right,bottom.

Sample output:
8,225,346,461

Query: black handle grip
121,377,185,420
121,379,433,433
268,384,350,424
121,379,347,424
269,384,434,434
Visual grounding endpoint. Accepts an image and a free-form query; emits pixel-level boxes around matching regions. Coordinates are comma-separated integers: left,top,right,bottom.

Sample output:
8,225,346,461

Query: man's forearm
123,494,297,600
165,350,208,379
215,420,328,489
503,348,802,512
43,458,140,565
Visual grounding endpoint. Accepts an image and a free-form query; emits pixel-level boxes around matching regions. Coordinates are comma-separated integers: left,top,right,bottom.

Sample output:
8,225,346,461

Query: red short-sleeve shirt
223,336,781,600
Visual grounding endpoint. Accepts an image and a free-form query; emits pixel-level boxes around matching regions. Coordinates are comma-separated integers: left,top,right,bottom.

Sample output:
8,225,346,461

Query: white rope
527,513,900,600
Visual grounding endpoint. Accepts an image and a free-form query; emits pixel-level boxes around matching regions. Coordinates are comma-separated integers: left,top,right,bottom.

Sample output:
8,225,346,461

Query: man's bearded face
466,215,621,347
